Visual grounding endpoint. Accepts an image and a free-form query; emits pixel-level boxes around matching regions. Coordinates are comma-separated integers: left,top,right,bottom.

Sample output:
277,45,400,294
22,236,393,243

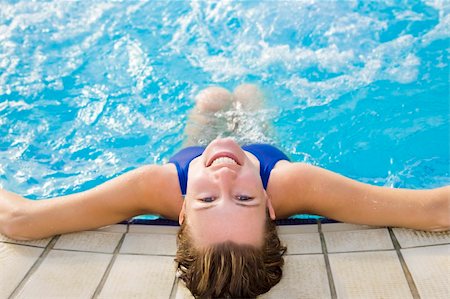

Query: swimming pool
0,1,449,214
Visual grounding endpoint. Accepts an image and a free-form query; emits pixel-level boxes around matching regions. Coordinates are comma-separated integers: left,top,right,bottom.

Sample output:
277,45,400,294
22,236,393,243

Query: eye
236,195,254,201
200,197,215,203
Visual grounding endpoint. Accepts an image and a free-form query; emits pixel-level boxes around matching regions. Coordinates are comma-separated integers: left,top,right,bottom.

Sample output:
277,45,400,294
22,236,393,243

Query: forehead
186,204,267,248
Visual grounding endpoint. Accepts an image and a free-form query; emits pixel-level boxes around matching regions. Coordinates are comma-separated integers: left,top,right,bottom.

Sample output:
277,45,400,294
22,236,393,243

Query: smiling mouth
211,156,238,166
207,153,241,167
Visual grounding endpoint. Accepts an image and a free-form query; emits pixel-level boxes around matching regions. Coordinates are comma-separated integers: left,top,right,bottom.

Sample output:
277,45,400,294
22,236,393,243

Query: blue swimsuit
169,144,290,195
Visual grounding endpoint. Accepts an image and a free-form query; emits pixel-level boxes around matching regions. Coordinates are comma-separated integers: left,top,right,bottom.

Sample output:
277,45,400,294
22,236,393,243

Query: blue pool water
0,1,449,212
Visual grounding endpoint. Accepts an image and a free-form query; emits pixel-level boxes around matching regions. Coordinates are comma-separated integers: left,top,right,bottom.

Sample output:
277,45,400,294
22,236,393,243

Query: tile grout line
8,235,60,299
168,272,180,299
318,221,337,299
168,220,180,299
331,246,404,253
91,225,129,299
114,252,176,257
0,240,52,249
49,247,116,254
388,228,421,299
391,242,450,250
285,252,324,256
288,248,397,256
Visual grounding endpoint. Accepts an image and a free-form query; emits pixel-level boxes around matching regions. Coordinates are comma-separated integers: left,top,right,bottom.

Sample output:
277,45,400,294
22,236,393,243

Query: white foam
394,10,425,21
76,85,108,125
421,13,450,46
126,38,153,93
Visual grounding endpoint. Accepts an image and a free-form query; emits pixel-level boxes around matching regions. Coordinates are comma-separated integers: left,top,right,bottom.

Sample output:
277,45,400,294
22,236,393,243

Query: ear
265,192,276,220
179,198,187,225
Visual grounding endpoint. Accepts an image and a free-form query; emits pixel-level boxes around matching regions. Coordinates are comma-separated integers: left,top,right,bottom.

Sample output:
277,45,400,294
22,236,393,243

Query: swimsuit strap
168,146,205,195
242,144,290,189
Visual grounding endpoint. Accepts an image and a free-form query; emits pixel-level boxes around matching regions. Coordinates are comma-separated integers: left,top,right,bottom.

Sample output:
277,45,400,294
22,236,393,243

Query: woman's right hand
0,188,29,239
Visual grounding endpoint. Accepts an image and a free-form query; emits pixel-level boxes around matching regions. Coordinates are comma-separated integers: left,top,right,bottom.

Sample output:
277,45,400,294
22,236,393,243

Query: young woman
1,84,449,298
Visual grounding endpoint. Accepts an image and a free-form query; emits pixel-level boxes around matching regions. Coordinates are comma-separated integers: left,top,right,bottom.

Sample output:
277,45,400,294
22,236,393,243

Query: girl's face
179,138,275,248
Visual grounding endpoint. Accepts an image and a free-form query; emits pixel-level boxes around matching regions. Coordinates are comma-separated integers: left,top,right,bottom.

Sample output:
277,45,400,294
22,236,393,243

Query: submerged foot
194,86,233,114
232,84,265,111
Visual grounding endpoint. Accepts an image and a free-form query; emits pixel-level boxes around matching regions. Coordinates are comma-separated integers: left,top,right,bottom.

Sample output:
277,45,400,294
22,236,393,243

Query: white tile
128,224,179,234
261,255,331,298
173,280,194,299
402,244,450,299
98,254,175,299
393,228,450,248
324,229,394,253
54,231,123,253
120,233,177,255
0,243,43,298
16,250,112,299
0,233,52,248
329,251,412,299
321,223,381,232
277,224,318,234
280,233,322,254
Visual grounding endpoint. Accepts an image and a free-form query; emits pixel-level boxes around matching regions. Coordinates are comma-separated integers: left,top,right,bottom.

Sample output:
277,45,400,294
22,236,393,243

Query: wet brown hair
175,214,286,298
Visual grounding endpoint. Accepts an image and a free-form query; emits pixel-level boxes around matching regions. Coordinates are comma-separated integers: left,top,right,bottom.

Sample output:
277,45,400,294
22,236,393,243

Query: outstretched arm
0,164,183,240
269,162,450,231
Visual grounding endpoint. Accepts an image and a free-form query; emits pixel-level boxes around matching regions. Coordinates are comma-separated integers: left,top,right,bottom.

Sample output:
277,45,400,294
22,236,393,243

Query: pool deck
1,222,449,299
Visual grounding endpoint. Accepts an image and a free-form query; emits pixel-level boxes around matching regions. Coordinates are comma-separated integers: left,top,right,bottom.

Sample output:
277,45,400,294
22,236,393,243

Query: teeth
211,156,237,166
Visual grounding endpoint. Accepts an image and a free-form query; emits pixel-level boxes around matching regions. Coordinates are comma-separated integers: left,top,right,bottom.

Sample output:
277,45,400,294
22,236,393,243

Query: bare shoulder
266,161,313,219
137,163,183,220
